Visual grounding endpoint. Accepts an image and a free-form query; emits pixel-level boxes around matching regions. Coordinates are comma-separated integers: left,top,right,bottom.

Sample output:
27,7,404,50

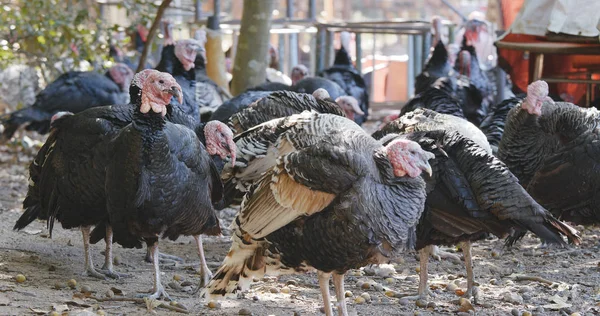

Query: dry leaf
144,297,161,312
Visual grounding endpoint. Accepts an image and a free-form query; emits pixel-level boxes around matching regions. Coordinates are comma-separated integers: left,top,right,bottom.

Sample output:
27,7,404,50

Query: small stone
48,266,56,272
54,282,64,290
522,312,532,316
14,274,26,283
503,292,523,305
67,279,77,289
415,299,427,308
511,308,520,316
238,308,252,315
399,298,410,305
446,283,458,292
426,302,436,309
385,277,395,284
170,301,179,306
269,287,280,294
373,283,384,291
105,289,114,298
415,266,421,273
354,296,366,304
80,285,92,293
570,313,581,316
285,280,298,286
113,255,121,266
385,290,396,297
491,250,500,258
281,287,290,294
360,282,371,290
344,291,353,297
252,295,259,301
489,279,498,285
207,300,220,309
97,310,106,315
173,274,183,281
448,275,457,280
360,292,371,302
49,312,60,316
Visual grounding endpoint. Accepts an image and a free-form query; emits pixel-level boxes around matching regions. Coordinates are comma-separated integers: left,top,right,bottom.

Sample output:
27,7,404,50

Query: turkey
478,96,522,154
209,91,272,123
318,32,369,125
376,126,580,300
292,77,347,100
373,108,491,154
454,44,493,125
154,24,201,122
290,64,309,85
399,83,466,120
498,80,600,226
415,17,453,94
0,63,133,142
193,30,231,123
228,89,362,134
247,81,292,92
204,111,433,316
102,70,235,299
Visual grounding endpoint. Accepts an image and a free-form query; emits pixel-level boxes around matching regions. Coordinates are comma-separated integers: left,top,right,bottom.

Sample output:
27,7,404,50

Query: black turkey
377,126,580,300
205,111,433,316
415,17,453,94
103,71,235,299
499,80,600,226
318,32,369,125
0,63,133,142
399,83,466,120
228,89,362,134
209,91,272,123
478,96,523,154
454,45,493,125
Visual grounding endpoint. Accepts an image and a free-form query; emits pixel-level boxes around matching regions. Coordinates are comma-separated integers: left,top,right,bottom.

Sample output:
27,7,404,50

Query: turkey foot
80,226,107,280
403,247,435,301
429,245,461,264
194,235,213,290
99,225,130,279
144,248,185,264
137,241,171,301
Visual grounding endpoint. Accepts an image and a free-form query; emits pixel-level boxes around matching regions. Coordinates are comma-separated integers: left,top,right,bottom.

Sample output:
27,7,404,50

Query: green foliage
0,0,162,82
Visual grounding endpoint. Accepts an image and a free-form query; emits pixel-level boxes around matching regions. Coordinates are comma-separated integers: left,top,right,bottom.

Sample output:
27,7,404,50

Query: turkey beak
168,86,183,104
419,151,435,177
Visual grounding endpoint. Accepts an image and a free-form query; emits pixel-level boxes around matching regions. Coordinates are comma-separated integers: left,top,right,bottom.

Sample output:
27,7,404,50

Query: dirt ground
0,125,600,316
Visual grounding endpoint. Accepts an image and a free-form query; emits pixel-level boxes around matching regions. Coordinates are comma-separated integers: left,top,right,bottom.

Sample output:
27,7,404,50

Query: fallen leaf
144,297,161,312
29,307,48,315
0,293,10,306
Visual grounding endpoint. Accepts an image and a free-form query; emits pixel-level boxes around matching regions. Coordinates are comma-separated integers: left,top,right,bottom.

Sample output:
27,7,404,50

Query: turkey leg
81,226,106,279
404,246,434,300
144,247,185,264
461,240,475,298
99,225,130,278
332,273,349,316
318,271,333,316
194,235,213,288
137,241,171,300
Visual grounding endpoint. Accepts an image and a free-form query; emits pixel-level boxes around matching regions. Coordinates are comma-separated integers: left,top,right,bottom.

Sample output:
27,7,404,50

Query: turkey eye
159,80,165,84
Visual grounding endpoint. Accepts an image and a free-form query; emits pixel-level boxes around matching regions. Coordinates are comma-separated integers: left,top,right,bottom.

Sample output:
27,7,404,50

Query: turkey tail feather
13,205,42,231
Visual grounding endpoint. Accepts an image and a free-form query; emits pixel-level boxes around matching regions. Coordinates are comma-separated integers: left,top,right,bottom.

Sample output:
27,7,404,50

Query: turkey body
155,45,198,122
292,77,347,100
478,96,523,154
206,112,430,316
415,40,453,95
209,91,272,123
1,71,127,141
499,95,600,225
318,47,369,125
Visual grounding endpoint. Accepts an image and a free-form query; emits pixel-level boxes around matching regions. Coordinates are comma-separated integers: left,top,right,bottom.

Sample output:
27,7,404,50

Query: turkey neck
498,106,558,187
156,45,195,81
133,109,167,135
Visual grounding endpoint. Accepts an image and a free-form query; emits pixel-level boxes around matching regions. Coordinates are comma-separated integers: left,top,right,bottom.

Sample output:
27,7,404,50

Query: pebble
54,282,64,290
281,286,290,294
522,312,532,316
415,299,427,308
80,285,92,293
398,298,410,305
252,295,259,301
173,274,183,281
360,282,371,290
385,290,396,297
238,308,252,315
415,266,421,273
561,261,570,268
373,283,384,291
354,296,366,304
426,302,436,309
105,289,114,298
360,292,371,302
14,274,26,283
113,255,121,265
521,293,532,301
267,286,279,294
385,277,395,284
67,279,77,289
570,313,581,316
503,292,523,305
511,308,520,316
49,312,60,316
207,301,220,309
97,311,106,316
446,283,458,292
344,291,353,297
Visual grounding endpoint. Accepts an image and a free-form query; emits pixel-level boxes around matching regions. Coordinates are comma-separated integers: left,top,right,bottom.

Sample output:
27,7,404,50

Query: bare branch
136,0,173,72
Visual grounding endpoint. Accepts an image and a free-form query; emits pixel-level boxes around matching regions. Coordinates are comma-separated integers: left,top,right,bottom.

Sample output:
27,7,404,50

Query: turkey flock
3,17,599,316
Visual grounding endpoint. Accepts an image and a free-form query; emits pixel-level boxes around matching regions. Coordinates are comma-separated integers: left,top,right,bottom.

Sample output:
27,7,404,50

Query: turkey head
139,72,182,116
291,64,309,85
204,121,237,167
385,139,434,178
109,63,135,92
175,39,201,71
522,80,553,116
335,96,364,120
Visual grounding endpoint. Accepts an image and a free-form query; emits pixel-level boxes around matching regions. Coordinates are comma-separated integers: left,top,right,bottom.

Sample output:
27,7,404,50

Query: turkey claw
136,286,171,301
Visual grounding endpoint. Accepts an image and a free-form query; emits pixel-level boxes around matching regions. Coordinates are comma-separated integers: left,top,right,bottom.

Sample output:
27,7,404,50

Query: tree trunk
137,0,173,72
230,0,275,96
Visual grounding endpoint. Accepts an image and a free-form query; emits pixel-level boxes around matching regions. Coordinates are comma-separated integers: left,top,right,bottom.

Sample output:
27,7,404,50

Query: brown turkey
204,111,434,316
499,80,600,227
